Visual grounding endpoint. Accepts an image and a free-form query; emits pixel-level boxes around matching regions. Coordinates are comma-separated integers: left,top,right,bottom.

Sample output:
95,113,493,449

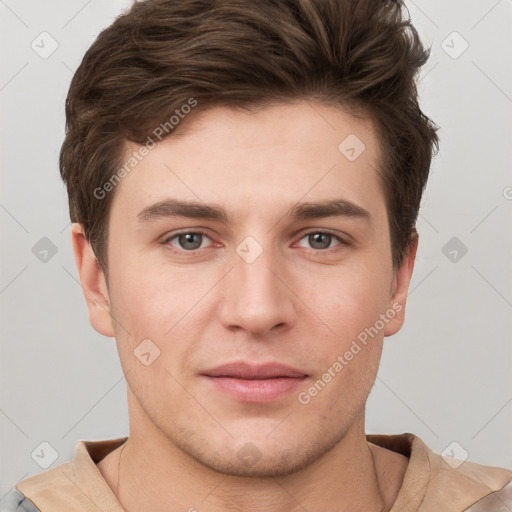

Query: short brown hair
60,0,439,273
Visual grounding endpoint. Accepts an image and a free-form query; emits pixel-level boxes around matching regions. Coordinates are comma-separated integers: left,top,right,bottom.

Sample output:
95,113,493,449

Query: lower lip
203,376,307,403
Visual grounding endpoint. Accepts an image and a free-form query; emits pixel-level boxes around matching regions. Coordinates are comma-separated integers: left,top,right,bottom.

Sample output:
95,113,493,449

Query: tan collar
17,437,127,512
16,433,511,512
366,433,511,511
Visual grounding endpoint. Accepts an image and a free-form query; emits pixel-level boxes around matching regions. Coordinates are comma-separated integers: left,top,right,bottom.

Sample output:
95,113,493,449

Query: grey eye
174,232,206,250
307,233,335,250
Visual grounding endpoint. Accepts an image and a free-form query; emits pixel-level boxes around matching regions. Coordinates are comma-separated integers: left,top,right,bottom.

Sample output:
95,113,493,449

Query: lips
201,362,308,403
201,362,307,379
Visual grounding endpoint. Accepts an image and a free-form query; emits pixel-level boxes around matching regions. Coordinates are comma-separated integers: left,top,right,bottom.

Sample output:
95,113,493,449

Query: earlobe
71,223,115,337
384,233,419,337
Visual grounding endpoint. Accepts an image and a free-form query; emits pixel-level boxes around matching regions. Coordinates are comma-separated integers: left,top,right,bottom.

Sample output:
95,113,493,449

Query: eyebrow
137,198,371,224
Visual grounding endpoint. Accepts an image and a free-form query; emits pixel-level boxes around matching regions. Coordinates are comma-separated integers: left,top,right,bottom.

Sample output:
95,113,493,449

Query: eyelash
161,230,349,255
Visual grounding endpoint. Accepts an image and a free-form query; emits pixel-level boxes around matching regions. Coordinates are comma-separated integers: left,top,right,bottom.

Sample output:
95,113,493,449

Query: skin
73,101,417,512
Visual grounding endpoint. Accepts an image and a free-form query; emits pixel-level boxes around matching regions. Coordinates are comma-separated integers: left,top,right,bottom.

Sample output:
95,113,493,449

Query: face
75,101,415,477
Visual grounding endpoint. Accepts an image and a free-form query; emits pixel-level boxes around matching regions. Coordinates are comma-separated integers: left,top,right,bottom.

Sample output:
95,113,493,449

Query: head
65,0,438,477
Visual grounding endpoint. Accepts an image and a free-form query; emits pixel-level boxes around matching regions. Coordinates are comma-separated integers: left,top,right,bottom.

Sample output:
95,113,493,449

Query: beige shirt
12,433,512,511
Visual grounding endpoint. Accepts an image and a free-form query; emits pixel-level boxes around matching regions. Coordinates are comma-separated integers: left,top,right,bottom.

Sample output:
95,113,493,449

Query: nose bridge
217,235,296,336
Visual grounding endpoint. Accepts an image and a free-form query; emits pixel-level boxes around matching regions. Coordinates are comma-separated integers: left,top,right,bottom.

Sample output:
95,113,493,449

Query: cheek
299,274,387,410
108,271,192,399
110,248,190,321
310,267,391,338
111,276,169,335
108,257,216,370
299,264,391,400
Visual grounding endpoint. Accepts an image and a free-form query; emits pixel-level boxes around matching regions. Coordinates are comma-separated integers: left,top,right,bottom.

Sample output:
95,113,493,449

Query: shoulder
414,435,512,510
464,479,512,511
368,432,512,511
0,489,40,512
10,460,85,511
9,438,125,512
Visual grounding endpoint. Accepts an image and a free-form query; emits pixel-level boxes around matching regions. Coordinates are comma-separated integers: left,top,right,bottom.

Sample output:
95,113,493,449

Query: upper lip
201,362,307,379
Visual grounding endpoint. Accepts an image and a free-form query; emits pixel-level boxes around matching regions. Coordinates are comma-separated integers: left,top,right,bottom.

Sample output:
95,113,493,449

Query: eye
164,231,212,251
297,231,346,251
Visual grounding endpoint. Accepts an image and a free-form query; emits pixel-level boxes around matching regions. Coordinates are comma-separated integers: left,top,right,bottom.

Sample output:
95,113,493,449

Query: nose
217,240,296,338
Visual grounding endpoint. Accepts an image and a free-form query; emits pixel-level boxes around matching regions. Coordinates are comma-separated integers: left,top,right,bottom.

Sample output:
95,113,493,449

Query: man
8,0,511,510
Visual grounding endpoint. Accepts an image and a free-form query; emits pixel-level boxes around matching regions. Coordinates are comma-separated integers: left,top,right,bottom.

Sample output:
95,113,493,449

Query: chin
172,430,338,479
192,448,318,478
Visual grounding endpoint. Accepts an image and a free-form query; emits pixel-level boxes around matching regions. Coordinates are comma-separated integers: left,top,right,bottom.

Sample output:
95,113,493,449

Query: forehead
112,101,385,222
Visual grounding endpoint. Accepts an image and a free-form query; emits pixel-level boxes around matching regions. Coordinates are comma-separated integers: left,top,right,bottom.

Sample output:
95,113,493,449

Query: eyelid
161,228,351,254
295,229,351,249
162,229,210,241
161,229,213,246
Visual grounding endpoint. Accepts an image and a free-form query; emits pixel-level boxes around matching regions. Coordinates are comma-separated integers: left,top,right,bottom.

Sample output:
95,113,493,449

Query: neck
110,401,392,512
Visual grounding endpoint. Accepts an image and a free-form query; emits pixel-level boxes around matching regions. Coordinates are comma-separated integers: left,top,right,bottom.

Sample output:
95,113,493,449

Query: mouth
200,362,308,403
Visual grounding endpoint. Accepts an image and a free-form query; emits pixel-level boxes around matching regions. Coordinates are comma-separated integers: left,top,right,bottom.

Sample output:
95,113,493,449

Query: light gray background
1,0,511,498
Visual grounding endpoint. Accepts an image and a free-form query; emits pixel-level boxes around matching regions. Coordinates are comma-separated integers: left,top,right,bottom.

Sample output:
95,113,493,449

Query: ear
384,233,419,337
71,223,115,337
